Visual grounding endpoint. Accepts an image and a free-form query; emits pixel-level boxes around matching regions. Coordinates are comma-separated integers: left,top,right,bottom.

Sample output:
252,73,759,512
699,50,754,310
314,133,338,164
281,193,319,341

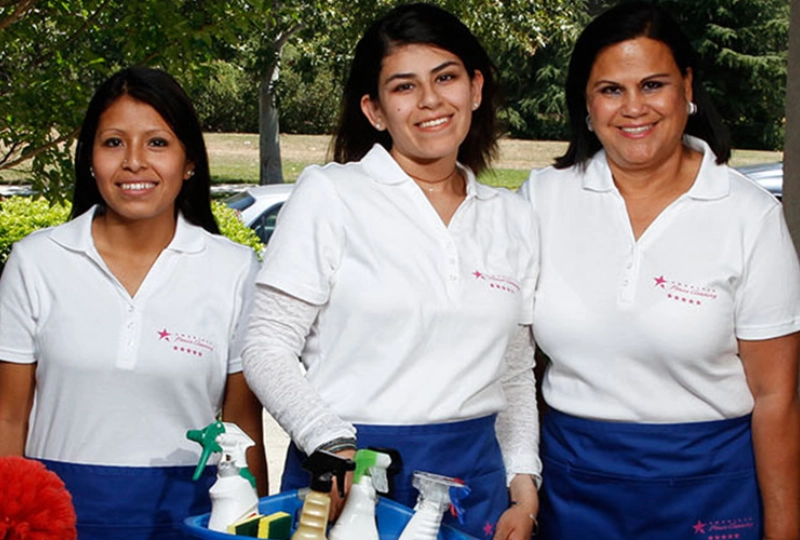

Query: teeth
621,125,652,133
120,182,154,191
419,117,449,128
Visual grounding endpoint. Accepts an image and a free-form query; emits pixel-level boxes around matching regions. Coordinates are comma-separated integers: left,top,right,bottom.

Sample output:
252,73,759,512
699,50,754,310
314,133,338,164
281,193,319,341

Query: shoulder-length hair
332,2,501,176
72,67,219,233
555,0,730,169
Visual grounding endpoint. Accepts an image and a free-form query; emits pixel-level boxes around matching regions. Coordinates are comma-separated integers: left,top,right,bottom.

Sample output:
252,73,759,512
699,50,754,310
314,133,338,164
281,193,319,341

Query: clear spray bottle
396,472,470,540
187,420,259,532
328,449,392,540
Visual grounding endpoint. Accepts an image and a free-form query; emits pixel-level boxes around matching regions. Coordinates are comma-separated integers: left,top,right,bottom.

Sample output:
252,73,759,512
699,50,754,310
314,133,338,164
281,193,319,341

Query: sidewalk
263,412,290,494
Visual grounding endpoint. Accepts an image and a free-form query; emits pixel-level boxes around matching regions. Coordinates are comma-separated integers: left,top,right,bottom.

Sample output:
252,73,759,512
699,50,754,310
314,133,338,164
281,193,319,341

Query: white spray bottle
396,472,470,540
329,449,392,540
187,420,259,532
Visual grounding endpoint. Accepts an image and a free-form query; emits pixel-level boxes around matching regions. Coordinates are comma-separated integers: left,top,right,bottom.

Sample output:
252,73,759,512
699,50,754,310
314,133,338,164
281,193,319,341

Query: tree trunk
259,61,284,185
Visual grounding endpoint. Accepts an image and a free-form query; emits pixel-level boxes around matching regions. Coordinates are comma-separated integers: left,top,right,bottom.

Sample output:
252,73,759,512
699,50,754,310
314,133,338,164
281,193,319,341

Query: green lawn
207,133,784,190
1,133,783,191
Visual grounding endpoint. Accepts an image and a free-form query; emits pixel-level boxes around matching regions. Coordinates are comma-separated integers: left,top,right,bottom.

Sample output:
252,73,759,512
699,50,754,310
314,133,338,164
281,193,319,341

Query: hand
493,504,538,540
327,447,356,522
493,474,540,540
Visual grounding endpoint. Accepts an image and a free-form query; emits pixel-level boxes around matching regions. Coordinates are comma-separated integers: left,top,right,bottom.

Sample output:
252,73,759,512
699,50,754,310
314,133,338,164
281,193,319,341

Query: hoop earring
586,114,594,132
687,101,698,116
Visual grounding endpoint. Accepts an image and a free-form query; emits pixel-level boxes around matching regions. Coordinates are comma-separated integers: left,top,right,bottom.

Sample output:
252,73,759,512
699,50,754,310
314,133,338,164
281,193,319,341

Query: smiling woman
242,4,541,540
0,67,267,539
518,2,800,539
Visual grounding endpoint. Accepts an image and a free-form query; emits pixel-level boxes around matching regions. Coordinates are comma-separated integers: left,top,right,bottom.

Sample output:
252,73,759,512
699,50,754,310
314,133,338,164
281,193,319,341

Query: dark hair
555,0,730,169
332,2,501,176
72,67,219,233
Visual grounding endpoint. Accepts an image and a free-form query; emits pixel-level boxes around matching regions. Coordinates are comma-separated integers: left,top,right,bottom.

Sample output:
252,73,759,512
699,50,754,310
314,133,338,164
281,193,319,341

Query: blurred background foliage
0,0,790,199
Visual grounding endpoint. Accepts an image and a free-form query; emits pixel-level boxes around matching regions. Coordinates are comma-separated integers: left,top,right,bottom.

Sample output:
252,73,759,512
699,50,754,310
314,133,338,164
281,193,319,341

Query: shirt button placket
444,237,459,296
618,244,639,306
117,302,141,369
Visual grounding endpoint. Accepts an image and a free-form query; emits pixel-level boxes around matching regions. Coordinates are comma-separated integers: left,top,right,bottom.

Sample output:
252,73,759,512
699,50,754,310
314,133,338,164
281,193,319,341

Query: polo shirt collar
50,204,207,254
361,143,497,201
583,135,728,200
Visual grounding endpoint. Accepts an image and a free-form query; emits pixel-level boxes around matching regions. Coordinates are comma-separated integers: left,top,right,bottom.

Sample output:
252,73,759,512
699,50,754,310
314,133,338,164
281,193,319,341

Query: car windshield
225,192,256,212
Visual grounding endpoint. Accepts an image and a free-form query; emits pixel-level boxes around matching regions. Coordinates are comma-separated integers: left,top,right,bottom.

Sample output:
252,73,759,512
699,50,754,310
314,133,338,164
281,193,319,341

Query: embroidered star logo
157,329,171,341
473,270,483,279
692,520,706,534
482,521,494,537
654,275,667,288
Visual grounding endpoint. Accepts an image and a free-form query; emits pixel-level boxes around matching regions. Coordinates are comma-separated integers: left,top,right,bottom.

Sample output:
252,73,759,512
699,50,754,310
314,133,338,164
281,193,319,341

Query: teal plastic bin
183,489,477,540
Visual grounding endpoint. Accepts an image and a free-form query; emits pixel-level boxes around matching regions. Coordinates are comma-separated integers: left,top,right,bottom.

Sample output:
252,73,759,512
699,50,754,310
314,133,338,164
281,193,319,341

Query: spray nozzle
411,471,470,523
352,449,392,493
301,449,356,497
187,421,256,487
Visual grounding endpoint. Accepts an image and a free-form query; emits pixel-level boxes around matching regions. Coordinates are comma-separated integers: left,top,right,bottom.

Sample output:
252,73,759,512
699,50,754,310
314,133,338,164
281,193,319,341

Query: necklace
407,166,459,192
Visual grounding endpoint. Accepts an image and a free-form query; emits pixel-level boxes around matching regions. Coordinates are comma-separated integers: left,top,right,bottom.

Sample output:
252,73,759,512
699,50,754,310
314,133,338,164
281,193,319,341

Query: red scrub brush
0,456,77,540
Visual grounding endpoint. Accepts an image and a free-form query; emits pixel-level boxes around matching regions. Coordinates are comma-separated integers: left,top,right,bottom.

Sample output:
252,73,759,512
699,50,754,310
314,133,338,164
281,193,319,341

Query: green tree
1,0,586,196
0,0,261,201
663,0,790,150
589,0,790,150
241,0,587,183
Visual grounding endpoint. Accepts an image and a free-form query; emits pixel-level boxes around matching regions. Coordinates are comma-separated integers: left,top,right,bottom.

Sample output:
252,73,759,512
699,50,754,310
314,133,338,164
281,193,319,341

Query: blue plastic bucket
183,490,477,539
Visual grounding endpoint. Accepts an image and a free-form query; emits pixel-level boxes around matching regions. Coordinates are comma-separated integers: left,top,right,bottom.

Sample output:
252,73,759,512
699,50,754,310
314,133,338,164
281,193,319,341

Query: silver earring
185,170,195,179
586,114,594,132
375,121,382,130
90,167,96,178
687,101,697,116
472,102,479,110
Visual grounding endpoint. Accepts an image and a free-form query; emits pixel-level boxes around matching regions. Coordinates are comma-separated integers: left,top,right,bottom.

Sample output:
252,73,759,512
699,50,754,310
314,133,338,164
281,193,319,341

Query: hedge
0,196,263,266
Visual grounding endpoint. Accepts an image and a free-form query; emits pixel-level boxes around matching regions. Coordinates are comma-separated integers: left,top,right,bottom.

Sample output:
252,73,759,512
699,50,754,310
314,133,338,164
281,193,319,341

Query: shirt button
449,275,458,281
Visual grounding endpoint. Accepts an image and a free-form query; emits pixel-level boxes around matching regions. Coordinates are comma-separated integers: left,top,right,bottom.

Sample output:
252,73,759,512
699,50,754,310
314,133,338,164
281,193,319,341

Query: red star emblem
654,275,667,287
473,270,483,279
482,521,494,537
158,329,171,341
692,520,706,534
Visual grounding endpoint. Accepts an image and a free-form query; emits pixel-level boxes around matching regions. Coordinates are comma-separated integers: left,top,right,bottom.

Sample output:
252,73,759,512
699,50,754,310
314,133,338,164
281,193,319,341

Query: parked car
735,161,782,200
225,183,295,244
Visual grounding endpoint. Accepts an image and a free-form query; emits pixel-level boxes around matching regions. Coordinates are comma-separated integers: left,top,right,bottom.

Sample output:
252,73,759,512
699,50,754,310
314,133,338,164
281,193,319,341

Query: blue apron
40,459,216,540
538,409,762,539
282,416,507,540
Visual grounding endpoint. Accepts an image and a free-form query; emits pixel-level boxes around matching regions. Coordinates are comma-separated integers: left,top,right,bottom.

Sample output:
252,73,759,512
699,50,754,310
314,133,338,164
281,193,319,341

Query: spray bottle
291,449,356,540
328,449,392,540
396,472,470,540
187,420,259,532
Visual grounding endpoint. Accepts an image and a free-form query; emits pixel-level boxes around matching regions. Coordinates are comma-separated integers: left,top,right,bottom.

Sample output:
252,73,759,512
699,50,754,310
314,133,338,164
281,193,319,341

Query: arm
739,333,800,540
222,372,268,496
0,361,35,456
494,324,541,540
242,284,356,454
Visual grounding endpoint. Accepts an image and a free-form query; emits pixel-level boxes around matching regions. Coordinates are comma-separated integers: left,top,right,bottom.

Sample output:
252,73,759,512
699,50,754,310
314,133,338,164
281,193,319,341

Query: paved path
263,412,290,494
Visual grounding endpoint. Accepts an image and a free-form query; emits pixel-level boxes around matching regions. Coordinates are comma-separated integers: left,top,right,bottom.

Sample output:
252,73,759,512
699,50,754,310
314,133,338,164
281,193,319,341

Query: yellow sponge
227,512,262,536
258,511,292,539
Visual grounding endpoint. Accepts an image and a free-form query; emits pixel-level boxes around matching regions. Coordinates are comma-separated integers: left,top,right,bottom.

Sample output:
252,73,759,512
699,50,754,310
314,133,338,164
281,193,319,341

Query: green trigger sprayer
187,420,258,532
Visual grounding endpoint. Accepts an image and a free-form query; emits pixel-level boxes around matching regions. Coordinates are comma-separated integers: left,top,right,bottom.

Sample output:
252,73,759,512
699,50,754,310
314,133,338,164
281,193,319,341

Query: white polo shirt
521,136,800,422
0,207,258,465
258,144,538,425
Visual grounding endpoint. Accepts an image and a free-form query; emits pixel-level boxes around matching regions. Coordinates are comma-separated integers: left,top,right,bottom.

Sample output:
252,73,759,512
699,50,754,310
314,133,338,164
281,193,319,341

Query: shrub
0,197,263,266
0,197,71,264
211,201,264,257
